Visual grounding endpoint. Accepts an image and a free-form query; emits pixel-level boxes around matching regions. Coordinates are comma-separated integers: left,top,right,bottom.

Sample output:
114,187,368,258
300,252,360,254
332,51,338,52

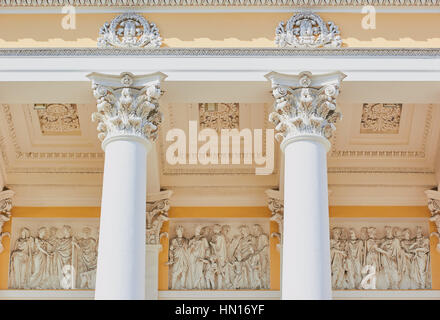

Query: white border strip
1,289,439,300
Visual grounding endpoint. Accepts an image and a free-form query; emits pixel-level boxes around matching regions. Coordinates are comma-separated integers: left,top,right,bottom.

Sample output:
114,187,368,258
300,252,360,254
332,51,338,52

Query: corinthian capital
87,72,167,149
146,190,173,245
0,189,14,254
265,71,345,151
426,189,440,252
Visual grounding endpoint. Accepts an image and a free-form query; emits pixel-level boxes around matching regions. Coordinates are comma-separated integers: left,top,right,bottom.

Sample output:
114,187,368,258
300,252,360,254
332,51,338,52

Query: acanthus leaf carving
426,190,440,252
0,189,14,254
268,197,283,250
89,72,165,144
146,198,170,245
275,11,342,49
267,71,344,145
98,13,162,49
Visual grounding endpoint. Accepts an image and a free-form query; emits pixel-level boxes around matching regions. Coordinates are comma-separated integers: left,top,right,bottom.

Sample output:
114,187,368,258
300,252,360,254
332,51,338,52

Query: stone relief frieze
98,13,162,48
275,11,342,48
360,103,402,134
198,103,239,132
8,218,99,290
167,220,270,290
36,104,81,135
330,220,431,290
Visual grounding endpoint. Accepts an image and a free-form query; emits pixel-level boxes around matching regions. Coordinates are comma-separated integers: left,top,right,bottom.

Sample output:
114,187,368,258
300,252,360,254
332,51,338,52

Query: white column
145,190,172,300
87,71,167,300
266,71,345,300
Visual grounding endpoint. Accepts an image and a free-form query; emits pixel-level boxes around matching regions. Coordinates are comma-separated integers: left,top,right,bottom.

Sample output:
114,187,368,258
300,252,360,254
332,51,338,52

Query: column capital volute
0,188,15,254
146,190,173,246
265,71,346,152
87,71,168,151
425,189,440,252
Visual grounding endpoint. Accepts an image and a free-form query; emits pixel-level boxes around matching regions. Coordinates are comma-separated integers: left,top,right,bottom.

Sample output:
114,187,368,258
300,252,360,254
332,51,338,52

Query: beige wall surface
0,12,439,48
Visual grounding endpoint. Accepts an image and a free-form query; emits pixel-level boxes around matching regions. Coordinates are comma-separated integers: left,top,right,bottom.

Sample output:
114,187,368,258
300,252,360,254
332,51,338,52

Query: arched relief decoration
275,10,342,48
98,13,162,48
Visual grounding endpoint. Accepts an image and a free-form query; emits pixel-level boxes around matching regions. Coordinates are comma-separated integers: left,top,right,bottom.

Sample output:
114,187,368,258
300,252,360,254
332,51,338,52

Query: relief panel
167,218,270,290
330,218,431,290
8,218,99,290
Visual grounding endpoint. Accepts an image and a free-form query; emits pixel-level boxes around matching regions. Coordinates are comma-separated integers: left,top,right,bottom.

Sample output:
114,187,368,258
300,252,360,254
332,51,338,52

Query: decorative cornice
425,189,440,252
1,0,439,6
146,190,173,246
0,189,14,254
88,72,167,147
266,71,345,147
0,48,439,58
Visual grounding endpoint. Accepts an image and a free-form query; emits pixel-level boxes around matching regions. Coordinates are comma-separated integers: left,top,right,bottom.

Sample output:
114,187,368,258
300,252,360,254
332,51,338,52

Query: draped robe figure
77,227,98,289
29,227,51,289
365,228,380,272
187,225,208,289
330,228,346,289
376,226,399,289
168,225,189,289
345,228,364,289
233,226,254,288
210,224,227,289
253,224,269,289
410,227,430,289
9,228,33,289
55,225,78,289
399,229,416,289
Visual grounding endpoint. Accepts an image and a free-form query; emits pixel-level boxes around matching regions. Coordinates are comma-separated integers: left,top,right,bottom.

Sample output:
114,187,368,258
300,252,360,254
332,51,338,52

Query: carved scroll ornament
275,11,342,49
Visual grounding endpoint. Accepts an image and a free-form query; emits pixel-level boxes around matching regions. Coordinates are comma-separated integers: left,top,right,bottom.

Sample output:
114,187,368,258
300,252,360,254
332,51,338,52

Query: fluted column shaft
88,72,166,300
266,71,345,300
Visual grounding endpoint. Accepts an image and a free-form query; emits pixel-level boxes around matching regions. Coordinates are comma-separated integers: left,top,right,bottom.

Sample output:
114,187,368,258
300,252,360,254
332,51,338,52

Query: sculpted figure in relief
410,226,430,289
29,227,51,289
330,228,346,289
9,227,33,289
77,227,98,289
330,225,431,290
9,223,99,290
168,225,189,290
187,225,209,289
168,223,270,290
345,228,364,289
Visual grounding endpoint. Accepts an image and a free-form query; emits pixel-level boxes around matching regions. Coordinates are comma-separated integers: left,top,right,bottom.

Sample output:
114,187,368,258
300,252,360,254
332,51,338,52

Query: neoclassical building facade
0,3,439,300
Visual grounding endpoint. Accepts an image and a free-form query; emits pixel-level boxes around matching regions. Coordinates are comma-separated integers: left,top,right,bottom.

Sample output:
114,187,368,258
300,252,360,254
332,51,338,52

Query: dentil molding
1,0,439,6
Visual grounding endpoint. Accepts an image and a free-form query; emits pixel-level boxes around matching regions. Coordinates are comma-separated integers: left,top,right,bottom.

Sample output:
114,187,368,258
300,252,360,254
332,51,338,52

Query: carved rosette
89,72,165,145
266,71,345,147
98,13,162,48
146,198,170,245
426,190,440,252
0,189,14,254
275,11,342,48
268,197,284,250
